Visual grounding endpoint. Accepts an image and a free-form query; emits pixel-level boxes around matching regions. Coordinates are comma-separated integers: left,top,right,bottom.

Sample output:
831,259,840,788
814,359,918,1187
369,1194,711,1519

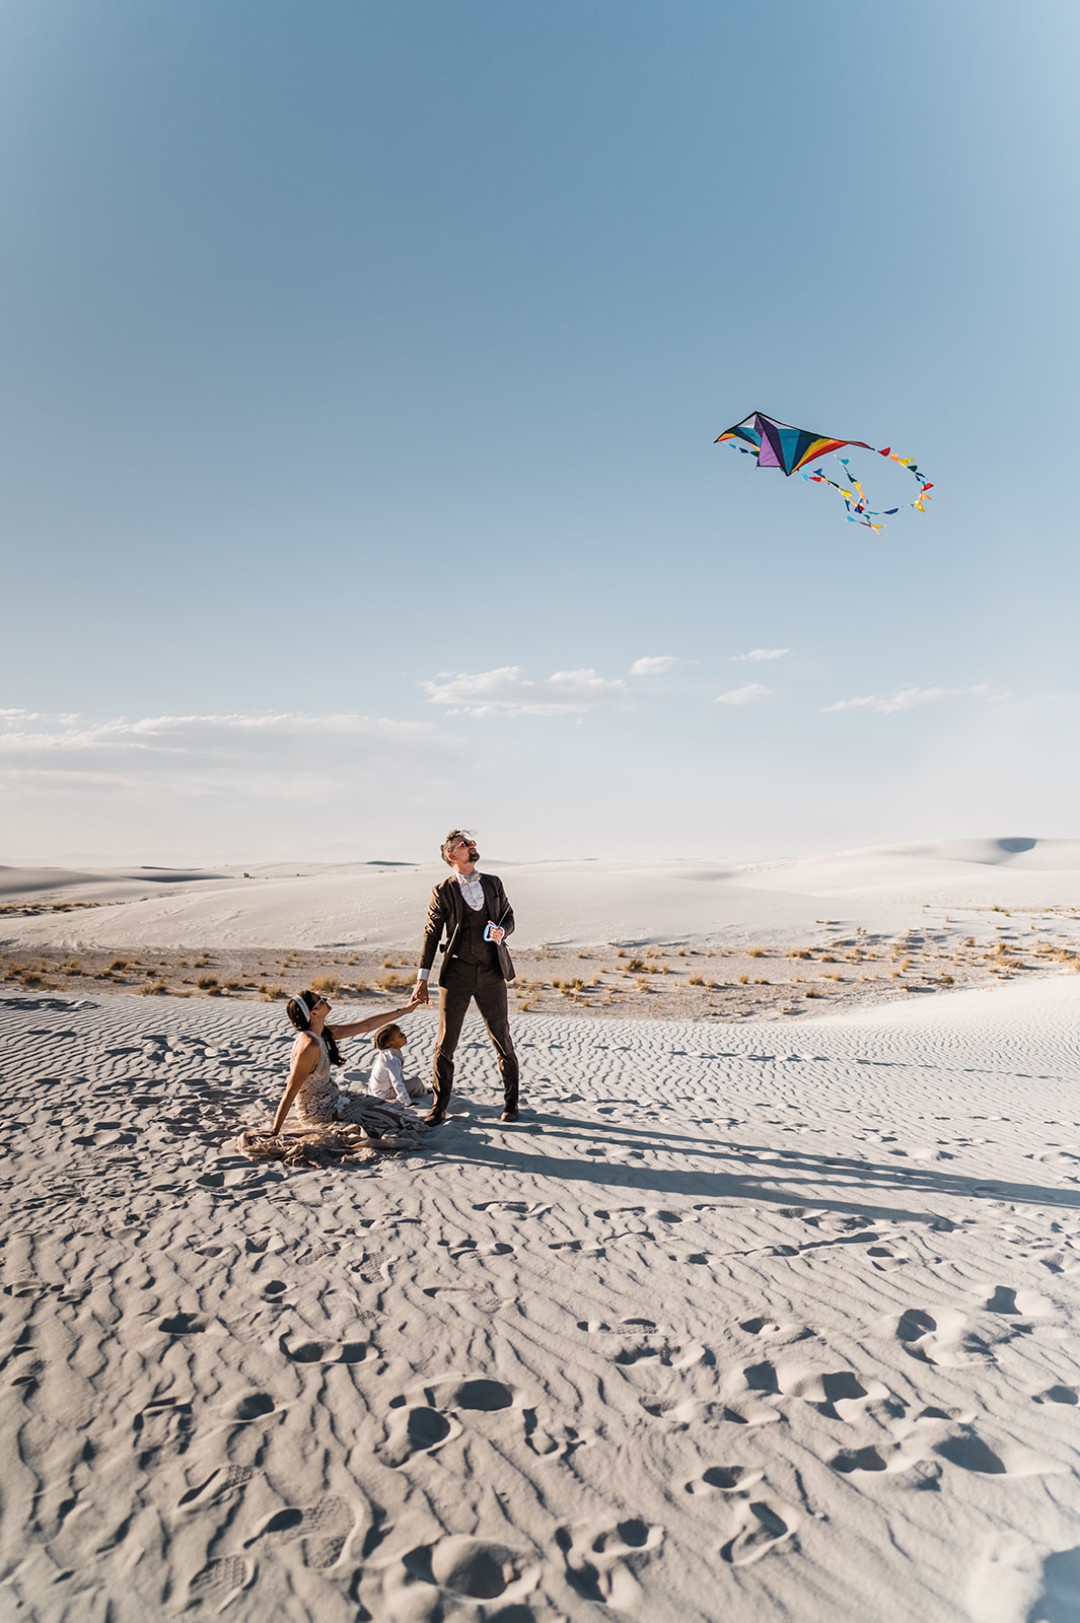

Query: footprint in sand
184,1555,254,1610
416,1375,517,1412
132,1397,194,1465
720,1499,799,1568
830,1443,920,1477
738,1316,807,1341
685,1464,764,1496
278,1334,370,1365
383,1376,518,1466
640,1396,713,1427
382,1404,460,1466
245,1493,355,1568
982,1284,1054,1317
178,1465,255,1510
386,1536,539,1611
556,1520,664,1609
577,1317,658,1335
933,1427,1064,1479
219,1391,278,1423
787,1369,892,1425
867,1243,911,1271
472,1199,551,1216
1034,1384,1077,1405
157,1312,210,1336
523,1411,597,1459
894,1307,994,1368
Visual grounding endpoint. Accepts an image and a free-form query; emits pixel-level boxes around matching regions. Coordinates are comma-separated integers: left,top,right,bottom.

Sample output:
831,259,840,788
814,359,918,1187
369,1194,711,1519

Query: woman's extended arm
271,1035,320,1133
327,995,425,1042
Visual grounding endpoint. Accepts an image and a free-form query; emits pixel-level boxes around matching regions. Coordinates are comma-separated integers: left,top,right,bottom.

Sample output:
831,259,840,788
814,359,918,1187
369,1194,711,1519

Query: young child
368,1023,426,1110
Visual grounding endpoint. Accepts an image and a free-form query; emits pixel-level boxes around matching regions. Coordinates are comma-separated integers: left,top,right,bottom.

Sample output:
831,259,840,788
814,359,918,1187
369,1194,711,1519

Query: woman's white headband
293,994,310,1020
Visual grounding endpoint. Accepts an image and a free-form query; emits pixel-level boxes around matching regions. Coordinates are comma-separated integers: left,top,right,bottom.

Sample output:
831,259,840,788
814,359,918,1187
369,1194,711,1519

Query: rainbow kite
715,410,933,532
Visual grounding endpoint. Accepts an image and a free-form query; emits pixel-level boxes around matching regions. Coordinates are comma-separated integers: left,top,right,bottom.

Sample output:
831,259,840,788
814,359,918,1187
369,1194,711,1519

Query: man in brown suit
413,829,520,1125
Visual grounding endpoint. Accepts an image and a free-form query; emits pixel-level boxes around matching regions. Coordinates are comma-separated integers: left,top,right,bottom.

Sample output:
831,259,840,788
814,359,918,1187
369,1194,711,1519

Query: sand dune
2,976,1079,1620
3,837,1080,954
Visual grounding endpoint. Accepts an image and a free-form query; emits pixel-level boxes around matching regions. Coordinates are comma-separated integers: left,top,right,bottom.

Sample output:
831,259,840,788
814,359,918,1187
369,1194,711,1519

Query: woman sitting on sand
270,989,424,1134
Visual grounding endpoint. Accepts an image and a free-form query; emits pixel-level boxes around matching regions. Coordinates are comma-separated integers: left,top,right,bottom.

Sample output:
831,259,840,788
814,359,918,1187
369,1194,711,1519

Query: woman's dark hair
286,990,343,1066
373,1023,402,1051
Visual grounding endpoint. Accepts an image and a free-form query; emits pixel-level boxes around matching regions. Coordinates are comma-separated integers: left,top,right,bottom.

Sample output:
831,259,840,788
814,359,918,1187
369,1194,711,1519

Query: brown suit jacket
420,872,516,987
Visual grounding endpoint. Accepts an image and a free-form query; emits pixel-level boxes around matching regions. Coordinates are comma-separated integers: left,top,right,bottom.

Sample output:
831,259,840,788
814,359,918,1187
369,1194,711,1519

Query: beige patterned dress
293,1033,370,1127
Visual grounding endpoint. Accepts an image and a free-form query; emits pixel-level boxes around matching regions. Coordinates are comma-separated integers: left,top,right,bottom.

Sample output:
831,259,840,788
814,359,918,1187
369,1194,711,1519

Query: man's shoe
423,1108,447,1126
500,1107,519,1122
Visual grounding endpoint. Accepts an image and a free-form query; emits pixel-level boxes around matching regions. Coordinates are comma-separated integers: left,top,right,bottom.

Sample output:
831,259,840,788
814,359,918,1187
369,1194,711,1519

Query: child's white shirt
368,1048,412,1107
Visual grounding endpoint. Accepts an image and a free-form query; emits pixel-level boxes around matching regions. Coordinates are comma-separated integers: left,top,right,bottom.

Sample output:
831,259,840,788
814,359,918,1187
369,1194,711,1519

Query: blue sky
2,1,1077,863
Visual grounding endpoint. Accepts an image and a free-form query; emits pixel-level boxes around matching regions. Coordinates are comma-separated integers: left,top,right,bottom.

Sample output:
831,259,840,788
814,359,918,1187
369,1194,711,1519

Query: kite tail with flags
715,411,933,532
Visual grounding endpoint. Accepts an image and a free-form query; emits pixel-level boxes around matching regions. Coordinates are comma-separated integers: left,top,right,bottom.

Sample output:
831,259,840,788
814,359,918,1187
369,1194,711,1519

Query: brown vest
452,894,500,969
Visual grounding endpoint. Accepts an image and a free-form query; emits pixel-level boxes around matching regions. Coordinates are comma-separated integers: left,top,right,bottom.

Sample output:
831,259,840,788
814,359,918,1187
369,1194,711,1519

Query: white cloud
821,684,992,715
420,666,633,717
629,655,679,677
731,648,791,663
715,682,773,706
0,709,453,798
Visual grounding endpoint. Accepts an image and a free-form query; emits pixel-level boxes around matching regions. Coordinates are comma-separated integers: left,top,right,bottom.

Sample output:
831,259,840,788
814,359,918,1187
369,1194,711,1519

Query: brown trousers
433,961,519,1114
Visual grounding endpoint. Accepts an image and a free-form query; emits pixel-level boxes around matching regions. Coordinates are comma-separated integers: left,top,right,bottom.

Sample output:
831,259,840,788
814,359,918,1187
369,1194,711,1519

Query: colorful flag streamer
715,411,933,531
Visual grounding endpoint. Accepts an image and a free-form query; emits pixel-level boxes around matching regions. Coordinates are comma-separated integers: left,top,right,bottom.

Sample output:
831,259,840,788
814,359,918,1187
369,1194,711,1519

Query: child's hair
285,990,343,1066
373,1023,403,1051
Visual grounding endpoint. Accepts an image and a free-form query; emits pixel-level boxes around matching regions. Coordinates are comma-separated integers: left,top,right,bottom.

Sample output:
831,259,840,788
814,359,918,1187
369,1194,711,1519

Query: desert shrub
376,972,410,991
196,975,218,990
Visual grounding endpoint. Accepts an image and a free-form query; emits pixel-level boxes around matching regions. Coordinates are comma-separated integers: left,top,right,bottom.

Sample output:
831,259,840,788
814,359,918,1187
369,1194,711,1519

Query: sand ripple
2,984,1080,1620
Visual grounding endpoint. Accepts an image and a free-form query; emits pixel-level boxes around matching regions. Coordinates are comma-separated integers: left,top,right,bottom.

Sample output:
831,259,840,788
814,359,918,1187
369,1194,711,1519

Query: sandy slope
3,838,1080,954
2,979,1079,1621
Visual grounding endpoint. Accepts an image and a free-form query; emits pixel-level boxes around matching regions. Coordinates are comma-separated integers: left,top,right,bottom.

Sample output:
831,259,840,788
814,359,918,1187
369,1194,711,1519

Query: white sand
2,966,1080,1620
4,837,1080,953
